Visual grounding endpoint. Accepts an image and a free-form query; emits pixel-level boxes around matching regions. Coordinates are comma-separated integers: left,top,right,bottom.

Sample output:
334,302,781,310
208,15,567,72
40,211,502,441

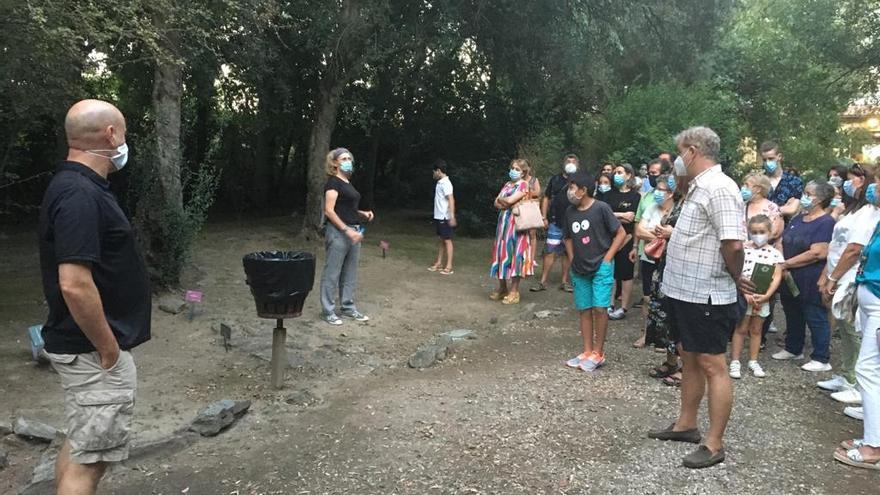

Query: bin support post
270,318,287,389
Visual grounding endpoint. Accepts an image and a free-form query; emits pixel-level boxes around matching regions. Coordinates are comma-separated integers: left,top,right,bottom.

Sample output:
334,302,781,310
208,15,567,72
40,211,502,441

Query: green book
783,271,800,298
750,263,775,295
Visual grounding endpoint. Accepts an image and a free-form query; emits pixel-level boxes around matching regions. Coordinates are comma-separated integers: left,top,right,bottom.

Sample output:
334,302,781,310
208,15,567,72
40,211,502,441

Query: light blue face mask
340,160,354,173
843,179,856,197
764,160,778,174
597,184,611,193
613,174,626,187
867,184,878,205
509,169,522,181
667,175,677,191
86,142,129,171
800,195,813,209
653,189,668,205
830,197,842,208
741,187,753,202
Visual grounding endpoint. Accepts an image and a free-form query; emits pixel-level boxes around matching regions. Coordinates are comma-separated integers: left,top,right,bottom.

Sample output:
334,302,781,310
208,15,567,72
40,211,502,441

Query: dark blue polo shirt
38,161,151,354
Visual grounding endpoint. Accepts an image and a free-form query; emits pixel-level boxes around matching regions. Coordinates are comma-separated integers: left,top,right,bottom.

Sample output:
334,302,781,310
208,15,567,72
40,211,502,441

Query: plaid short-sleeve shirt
662,165,746,304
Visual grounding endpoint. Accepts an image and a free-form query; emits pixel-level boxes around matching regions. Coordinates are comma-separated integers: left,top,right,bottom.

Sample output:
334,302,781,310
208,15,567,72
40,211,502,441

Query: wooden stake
270,319,287,389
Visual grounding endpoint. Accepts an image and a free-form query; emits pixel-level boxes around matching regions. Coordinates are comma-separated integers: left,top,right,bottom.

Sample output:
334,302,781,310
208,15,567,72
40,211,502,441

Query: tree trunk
306,80,343,230
152,59,184,211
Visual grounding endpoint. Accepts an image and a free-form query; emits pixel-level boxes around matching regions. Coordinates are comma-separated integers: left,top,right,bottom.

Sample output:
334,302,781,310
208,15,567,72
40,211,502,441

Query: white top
639,202,665,263
663,165,746,305
742,244,784,279
434,176,454,220
827,204,880,282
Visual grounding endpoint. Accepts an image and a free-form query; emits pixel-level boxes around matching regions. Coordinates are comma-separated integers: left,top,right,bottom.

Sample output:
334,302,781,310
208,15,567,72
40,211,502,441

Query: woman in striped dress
489,158,534,304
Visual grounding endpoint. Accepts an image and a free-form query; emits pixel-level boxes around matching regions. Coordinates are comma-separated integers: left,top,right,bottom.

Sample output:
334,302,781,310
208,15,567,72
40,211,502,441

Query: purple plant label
185,290,204,303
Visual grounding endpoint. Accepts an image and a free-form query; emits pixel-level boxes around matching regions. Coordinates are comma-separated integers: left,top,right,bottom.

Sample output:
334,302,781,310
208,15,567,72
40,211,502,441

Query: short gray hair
674,126,720,160
806,180,835,209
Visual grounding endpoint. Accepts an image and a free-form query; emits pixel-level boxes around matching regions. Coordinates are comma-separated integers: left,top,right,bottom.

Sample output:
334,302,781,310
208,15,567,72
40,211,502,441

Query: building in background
841,103,880,164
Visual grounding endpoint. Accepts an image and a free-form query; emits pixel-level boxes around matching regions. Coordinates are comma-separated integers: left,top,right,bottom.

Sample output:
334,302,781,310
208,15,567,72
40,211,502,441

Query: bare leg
675,348,704,432
620,279,634,310
56,440,106,495
498,280,508,293
529,230,537,265
561,255,571,284
432,238,443,268
698,352,733,452
444,239,454,271
580,310,594,356
748,317,764,362
730,317,749,362
509,277,521,294
541,253,556,285
592,307,610,355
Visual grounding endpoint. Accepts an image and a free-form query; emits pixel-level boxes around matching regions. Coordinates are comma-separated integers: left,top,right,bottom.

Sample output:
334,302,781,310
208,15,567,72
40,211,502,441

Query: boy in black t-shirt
563,172,626,372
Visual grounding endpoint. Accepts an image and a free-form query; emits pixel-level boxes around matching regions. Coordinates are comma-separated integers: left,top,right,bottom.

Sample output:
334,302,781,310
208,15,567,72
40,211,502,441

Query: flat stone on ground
188,399,251,437
13,417,58,442
158,295,187,314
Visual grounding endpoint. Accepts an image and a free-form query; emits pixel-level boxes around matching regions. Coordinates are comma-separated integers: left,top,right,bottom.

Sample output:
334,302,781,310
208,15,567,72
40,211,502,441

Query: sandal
662,374,682,387
501,292,520,305
489,290,508,301
440,268,454,275
529,283,547,292
834,447,880,470
427,265,441,272
649,363,680,379
841,439,865,450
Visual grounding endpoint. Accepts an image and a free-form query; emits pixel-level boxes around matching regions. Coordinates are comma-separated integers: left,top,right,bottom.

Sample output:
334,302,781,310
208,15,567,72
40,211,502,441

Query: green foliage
579,83,747,169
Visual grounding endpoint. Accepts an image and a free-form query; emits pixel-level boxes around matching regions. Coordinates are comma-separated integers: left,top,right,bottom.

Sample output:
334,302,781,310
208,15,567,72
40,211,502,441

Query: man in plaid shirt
648,127,753,469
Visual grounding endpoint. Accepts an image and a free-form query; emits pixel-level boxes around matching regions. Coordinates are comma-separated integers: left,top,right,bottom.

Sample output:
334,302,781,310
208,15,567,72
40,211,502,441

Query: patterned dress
644,198,684,352
490,180,534,280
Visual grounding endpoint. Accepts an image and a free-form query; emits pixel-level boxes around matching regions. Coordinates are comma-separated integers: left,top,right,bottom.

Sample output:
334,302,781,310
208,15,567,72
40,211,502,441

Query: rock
0,420,12,437
285,389,318,406
158,295,186,314
188,399,251,437
13,417,58,443
408,335,453,369
0,448,7,470
534,310,553,319
440,329,476,341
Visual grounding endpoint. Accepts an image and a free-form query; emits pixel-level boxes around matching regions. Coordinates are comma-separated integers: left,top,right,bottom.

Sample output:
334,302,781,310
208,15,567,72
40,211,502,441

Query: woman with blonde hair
319,147,375,326
489,158,534,304
741,172,784,243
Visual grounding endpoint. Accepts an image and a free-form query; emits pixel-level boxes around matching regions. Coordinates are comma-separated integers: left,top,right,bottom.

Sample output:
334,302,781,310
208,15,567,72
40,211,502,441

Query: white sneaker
801,360,832,372
772,350,804,360
831,388,863,405
608,307,627,320
767,323,778,334
729,360,742,379
817,375,855,392
748,360,766,378
844,406,864,421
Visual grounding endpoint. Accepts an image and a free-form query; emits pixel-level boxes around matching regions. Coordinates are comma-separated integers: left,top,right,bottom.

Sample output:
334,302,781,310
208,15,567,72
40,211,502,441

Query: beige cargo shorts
45,350,137,464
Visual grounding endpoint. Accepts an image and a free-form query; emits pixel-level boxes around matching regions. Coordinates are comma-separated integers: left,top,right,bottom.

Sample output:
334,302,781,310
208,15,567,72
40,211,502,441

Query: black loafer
683,445,726,469
647,423,701,444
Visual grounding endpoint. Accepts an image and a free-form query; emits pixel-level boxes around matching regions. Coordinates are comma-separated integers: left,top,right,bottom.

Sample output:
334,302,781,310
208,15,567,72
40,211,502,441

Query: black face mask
648,175,658,188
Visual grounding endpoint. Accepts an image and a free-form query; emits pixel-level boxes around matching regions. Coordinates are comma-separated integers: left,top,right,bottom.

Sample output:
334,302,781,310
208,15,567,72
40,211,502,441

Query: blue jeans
780,293,830,363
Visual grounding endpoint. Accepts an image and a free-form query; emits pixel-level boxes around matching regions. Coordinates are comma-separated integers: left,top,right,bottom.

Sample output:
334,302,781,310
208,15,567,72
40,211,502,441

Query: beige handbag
513,195,544,232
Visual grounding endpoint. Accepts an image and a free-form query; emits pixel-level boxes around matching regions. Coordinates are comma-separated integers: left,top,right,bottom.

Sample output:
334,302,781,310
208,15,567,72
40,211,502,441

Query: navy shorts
435,219,454,240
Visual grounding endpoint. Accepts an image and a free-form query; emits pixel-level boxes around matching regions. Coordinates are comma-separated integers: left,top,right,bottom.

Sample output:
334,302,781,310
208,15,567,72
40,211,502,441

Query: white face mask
751,233,769,247
86,141,129,171
564,162,577,175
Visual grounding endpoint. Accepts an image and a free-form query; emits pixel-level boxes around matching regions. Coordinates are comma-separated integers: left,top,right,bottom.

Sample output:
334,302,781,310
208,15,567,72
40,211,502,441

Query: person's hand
365,211,375,222
99,345,121,370
654,225,673,239
542,217,548,228
737,276,757,295
745,294,756,306
347,229,364,244
449,216,458,228
628,249,637,263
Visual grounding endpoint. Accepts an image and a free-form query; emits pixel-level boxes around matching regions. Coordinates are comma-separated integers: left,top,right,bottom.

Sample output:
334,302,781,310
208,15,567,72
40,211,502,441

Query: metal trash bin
242,251,316,388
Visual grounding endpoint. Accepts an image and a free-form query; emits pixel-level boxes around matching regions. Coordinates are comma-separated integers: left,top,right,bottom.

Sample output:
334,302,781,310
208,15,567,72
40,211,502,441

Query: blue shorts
544,223,565,254
571,261,615,310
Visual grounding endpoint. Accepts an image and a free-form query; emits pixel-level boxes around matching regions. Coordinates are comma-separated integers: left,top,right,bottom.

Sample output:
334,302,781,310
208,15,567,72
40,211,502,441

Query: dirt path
1,212,876,494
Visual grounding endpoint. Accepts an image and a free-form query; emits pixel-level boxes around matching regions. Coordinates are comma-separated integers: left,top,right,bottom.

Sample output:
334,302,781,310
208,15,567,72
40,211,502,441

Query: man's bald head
65,99,126,150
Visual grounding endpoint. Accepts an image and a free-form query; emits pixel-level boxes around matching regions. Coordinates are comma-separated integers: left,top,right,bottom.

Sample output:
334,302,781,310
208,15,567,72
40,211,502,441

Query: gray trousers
320,224,361,316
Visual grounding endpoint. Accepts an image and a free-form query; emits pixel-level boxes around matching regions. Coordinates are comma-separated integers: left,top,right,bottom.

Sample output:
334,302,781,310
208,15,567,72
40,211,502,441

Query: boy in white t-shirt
428,159,456,275
730,215,784,379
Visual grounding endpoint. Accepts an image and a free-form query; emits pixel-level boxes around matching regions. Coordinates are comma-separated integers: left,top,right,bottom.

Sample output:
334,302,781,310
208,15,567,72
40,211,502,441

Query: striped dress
490,180,534,280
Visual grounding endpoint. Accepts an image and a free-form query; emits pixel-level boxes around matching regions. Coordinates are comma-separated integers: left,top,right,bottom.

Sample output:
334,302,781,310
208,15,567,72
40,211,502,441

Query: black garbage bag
243,251,316,318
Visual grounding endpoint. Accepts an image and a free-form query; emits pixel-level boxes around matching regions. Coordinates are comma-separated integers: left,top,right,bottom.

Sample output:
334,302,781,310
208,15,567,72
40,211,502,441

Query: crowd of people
35,98,880,495
415,127,880,471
